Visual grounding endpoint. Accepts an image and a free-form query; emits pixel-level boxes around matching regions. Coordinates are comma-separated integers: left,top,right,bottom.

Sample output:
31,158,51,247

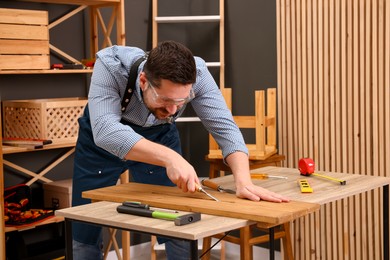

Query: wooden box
43,179,72,209
0,8,50,70
2,97,87,144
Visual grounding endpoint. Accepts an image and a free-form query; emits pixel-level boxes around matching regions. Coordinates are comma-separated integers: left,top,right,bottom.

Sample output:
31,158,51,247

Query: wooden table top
212,166,390,205
83,181,320,225
55,201,252,240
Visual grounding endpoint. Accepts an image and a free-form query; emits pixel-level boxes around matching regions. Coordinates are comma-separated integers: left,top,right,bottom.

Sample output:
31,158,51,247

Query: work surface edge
56,201,253,240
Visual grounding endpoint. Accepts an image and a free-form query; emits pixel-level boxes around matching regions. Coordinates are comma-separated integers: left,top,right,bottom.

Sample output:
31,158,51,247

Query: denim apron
72,105,181,245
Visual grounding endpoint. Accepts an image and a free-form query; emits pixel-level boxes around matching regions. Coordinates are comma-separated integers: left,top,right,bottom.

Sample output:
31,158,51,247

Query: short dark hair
143,41,197,87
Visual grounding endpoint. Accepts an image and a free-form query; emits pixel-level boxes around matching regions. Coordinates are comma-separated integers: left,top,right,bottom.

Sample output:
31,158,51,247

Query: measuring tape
298,158,346,185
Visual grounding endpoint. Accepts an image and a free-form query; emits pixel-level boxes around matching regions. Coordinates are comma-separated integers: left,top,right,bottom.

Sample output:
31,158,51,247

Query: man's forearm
124,138,180,168
225,151,252,188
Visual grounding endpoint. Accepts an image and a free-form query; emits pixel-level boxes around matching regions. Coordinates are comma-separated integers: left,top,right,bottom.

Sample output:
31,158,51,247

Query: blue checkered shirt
88,45,248,159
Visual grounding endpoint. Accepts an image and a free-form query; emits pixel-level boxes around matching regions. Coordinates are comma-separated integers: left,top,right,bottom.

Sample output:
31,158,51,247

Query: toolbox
43,179,72,209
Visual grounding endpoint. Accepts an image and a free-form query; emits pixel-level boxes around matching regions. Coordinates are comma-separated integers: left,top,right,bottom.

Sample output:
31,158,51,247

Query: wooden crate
2,98,87,144
0,8,49,70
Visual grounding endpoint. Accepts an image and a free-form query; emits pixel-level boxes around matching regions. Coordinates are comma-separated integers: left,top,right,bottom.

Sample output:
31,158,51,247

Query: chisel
195,183,220,201
201,179,236,194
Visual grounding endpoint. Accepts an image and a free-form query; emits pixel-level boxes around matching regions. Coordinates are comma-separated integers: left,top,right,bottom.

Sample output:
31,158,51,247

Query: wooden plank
116,0,125,46
0,39,49,55
0,69,92,75
233,116,256,128
372,1,379,257
152,0,158,48
279,0,287,165
301,0,308,160
323,0,330,171
21,0,120,5
155,16,220,23
307,0,313,161
386,1,390,249
0,8,47,25
219,0,225,89
83,183,320,224
296,0,302,164
359,0,366,178
267,88,276,146
290,0,298,169
0,24,48,40
276,0,282,163
256,91,265,153
0,55,49,70
330,0,336,172
48,5,87,30
317,0,324,171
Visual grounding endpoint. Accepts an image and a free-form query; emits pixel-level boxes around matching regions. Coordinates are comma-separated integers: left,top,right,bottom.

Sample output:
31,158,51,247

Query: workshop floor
106,240,281,259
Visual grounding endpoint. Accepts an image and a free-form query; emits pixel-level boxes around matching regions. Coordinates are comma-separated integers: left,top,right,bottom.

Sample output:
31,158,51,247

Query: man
72,41,289,260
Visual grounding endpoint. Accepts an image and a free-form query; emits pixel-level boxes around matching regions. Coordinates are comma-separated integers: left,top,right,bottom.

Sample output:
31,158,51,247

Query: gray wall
0,0,276,198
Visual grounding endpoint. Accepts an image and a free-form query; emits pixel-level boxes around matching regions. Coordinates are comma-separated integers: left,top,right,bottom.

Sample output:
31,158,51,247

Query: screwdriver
251,173,288,180
195,183,219,201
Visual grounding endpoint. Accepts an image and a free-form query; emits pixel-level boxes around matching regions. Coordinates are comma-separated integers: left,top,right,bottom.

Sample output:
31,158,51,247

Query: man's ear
139,72,147,91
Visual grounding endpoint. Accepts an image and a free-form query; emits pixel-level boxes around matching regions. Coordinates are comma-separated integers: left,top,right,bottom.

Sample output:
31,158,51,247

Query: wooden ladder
152,0,225,89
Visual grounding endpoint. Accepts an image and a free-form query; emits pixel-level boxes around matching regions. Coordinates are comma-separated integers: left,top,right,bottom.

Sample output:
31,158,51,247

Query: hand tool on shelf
195,183,220,201
201,179,236,194
298,158,347,185
251,173,288,180
117,205,201,226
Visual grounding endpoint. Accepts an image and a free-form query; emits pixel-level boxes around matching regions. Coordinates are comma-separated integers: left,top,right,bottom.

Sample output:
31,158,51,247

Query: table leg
269,227,275,260
384,184,389,260
65,219,73,260
190,240,198,259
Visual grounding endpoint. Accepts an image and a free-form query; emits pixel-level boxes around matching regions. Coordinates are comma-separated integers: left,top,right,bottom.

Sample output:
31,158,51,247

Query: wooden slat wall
276,0,390,259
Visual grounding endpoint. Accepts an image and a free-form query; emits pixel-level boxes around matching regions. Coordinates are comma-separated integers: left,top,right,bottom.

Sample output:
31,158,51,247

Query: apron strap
121,55,147,112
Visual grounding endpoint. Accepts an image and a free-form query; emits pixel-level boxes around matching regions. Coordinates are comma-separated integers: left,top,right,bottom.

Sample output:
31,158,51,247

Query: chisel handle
201,179,220,191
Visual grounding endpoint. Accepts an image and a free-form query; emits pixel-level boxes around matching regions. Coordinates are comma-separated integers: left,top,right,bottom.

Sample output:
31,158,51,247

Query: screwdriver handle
201,179,220,191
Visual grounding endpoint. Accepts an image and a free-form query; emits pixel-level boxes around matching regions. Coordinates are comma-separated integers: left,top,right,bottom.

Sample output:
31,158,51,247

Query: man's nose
165,104,178,114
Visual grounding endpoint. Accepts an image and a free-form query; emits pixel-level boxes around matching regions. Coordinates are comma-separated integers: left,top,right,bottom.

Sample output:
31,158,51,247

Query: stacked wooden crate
0,8,49,70
2,97,88,144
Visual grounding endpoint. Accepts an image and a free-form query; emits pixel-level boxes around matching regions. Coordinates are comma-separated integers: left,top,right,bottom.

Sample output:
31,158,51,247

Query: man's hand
235,184,290,203
165,156,199,193
125,138,200,192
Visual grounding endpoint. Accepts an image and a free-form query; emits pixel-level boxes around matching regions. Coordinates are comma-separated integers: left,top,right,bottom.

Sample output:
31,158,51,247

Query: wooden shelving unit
0,69,93,75
0,0,126,258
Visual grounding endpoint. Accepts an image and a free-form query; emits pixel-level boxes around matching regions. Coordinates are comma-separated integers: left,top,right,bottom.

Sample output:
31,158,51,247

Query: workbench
56,201,254,260
74,179,319,259
55,165,390,259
